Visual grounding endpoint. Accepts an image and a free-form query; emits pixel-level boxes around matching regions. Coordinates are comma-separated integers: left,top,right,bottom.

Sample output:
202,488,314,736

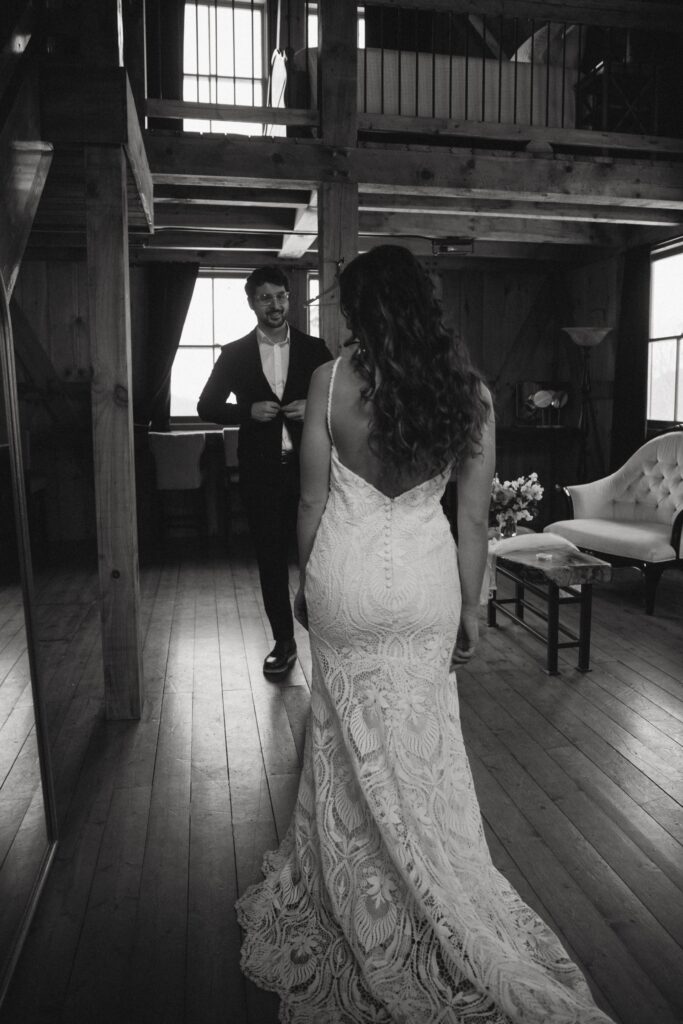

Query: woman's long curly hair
339,245,488,478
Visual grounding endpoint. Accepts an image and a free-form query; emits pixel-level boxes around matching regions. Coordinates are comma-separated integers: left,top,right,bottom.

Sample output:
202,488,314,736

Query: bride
236,245,615,1024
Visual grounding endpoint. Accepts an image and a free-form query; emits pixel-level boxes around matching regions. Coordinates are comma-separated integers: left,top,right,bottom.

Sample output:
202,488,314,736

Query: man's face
249,281,290,331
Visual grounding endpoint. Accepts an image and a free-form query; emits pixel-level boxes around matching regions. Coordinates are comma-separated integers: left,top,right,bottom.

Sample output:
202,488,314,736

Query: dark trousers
241,455,299,642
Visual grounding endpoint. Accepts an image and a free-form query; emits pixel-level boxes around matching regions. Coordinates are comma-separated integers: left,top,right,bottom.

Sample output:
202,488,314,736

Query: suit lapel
247,328,279,400
281,328,301,405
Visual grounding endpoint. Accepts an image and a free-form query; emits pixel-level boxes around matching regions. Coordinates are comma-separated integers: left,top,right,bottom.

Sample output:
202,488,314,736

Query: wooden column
318,183,358,353
317,0,359,354
85,145,143,719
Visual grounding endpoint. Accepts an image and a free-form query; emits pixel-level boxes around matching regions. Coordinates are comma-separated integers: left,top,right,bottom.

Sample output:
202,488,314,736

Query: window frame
182,0,268,135
170,270,252,425
647,245,683,428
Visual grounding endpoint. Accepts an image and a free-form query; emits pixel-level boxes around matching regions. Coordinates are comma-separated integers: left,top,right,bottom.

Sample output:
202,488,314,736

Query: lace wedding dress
236,361,615,1024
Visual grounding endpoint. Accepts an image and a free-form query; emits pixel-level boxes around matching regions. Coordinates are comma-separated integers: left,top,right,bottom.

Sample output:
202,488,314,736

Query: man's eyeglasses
254,291,289,306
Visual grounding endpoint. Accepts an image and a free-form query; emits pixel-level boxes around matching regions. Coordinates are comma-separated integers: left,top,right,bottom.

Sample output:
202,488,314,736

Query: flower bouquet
490,472,544,537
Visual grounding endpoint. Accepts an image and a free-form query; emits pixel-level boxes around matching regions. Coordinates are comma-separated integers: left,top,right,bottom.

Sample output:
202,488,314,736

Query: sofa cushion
544,519,676,563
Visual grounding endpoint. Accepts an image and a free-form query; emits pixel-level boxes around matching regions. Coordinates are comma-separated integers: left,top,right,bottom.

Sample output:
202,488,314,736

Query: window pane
181,278,215,345
171,348,216,417
213,277,254,340
172,276,253,417
216,8,235,77
648,339,676,420
651,252,683,339
307,275,320,337
184,1,264,137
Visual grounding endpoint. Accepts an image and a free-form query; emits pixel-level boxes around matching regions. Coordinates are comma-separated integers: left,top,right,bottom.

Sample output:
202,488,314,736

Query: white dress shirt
257,324,292,452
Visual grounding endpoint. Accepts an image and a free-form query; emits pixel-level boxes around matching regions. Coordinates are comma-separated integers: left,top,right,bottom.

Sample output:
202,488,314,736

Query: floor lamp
562,327,611,482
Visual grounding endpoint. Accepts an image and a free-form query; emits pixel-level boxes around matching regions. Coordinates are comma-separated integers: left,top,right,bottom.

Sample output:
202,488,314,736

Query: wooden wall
11,252,627,543
435,253,621,522
12,259,149,548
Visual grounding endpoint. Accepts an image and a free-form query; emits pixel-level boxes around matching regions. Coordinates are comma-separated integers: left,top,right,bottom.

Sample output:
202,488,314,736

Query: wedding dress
236,359,615,1024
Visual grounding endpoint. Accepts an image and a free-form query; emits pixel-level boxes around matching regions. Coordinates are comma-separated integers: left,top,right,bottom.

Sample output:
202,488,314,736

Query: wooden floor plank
3,547,682,1024
127,691,193,1024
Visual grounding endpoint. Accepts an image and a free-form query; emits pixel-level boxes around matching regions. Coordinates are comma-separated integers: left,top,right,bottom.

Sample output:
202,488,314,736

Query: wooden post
81,0,125,67
317,0,359,353
318,183,358,353
85,145,143,719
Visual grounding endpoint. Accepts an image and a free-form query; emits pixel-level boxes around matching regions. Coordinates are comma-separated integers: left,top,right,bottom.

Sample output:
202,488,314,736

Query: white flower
490,472,544,518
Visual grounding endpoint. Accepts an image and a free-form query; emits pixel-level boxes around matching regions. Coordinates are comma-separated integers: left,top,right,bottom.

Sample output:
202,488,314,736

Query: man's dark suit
197,326,332,641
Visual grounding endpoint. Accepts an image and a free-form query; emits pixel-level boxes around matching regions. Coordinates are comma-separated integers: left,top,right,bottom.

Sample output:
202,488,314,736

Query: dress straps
326,356,342,443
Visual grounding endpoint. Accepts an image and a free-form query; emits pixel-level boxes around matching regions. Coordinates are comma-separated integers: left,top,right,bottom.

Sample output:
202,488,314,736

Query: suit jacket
197,326,332,479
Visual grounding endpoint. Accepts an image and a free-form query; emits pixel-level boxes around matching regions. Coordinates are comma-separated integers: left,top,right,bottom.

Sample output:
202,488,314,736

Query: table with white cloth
485,533,612,675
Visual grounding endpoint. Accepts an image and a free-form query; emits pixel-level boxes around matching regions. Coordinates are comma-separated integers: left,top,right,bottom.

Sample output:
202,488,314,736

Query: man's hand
282,399,306,422
251,400,280,422
294,586,308,630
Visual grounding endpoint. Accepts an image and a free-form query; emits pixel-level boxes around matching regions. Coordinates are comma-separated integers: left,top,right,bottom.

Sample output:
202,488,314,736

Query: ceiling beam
153,206,294,231
146,99,319,128
359,211,622,246
154,185,311,207
144,134,683,210
279,191,318,258
358,194,683,227
360,0,683,31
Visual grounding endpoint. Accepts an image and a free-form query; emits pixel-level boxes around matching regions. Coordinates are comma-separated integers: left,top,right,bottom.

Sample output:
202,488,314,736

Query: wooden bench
487,544,612,674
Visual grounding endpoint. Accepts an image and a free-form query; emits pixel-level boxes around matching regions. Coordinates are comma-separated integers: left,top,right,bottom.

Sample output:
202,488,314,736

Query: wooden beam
145,99,318,128
359,211,623,246
357,114,683,158
317,0,359,350
84,145,143,721
154,185,311,207
123,75,154,232
129,239,604,265
137,233,284,252
144,133,683,210
0,140,53,298
279,191,318,258
153,206,293,231
468,15,503,59
319,0,358,149
141,212,624,249
131,249,320,270
318,182,358,353
358,193,683,227
362,1,683,32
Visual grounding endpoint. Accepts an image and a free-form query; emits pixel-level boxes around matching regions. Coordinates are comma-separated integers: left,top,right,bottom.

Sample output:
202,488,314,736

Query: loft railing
137,0,683,155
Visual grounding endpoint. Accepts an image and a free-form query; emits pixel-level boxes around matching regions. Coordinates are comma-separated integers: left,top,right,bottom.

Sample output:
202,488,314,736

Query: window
171,274,254,418
183,1,265,134
647,250,683,423
305,4,366,48
307,274,320,337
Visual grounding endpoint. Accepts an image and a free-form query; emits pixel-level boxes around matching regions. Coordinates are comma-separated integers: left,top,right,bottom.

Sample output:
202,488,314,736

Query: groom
197,266,331,676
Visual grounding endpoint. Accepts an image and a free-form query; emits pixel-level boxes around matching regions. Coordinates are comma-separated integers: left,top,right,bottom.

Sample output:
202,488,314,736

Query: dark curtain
145,0,185,129
610,246,650,470
137,263,199,431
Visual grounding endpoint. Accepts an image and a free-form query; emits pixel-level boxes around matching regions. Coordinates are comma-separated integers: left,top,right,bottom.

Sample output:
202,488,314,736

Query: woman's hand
451,606,480,668
294,586,308,630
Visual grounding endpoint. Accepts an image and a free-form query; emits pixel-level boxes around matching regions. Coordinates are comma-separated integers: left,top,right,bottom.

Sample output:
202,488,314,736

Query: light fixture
561,327,612,348
561,326,612,480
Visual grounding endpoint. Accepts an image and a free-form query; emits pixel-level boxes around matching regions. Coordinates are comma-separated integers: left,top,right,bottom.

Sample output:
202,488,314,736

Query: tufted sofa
543,431,683,614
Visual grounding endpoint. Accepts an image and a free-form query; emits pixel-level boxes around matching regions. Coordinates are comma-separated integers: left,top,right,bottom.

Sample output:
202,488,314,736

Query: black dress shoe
263,638,297,676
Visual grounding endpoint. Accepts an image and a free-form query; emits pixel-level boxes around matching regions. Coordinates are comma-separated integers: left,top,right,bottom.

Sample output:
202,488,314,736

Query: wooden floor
1,534,683,1024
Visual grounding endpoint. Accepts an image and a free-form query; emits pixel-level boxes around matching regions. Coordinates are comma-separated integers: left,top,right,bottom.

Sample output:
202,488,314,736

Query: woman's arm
452,388,496,666
295,362,334,625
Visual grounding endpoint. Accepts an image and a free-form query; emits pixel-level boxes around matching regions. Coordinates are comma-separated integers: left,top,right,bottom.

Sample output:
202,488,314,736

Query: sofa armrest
565,478,617,519
672,507,683,558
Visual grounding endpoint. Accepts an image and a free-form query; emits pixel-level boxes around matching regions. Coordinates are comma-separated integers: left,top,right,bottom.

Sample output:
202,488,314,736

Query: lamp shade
562,327,612,347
